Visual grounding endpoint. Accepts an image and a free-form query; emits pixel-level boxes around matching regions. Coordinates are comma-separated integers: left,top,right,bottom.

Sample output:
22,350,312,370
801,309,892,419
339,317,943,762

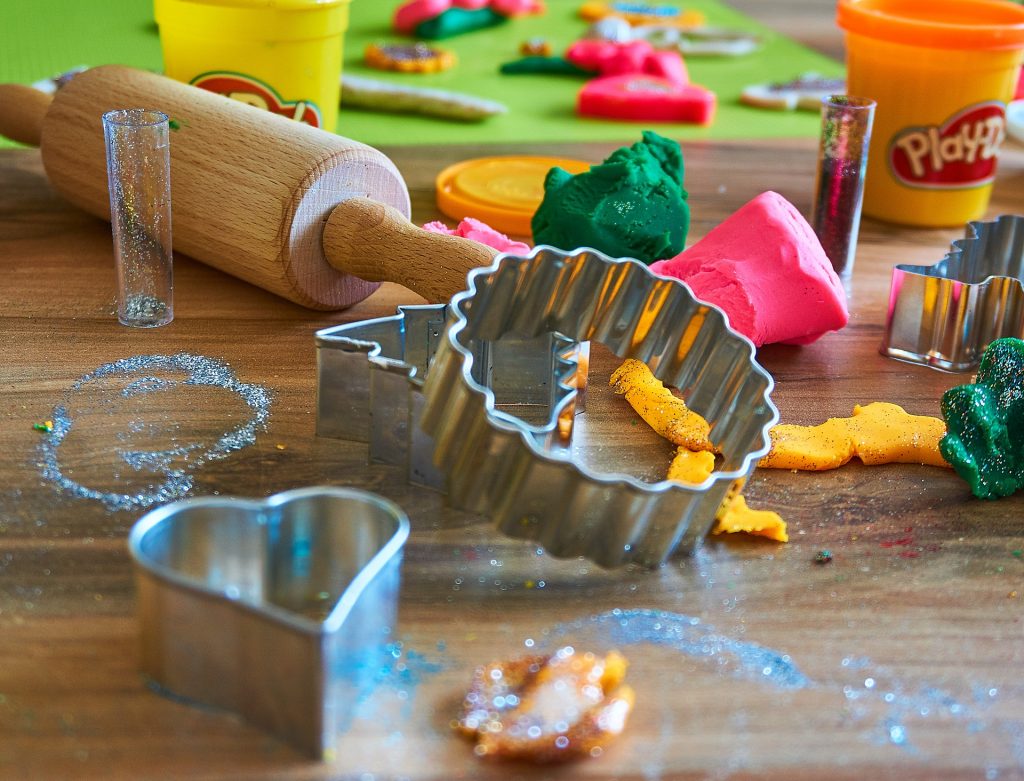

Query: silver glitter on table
546,608,810,690
542,608,997,755
37,353,271,511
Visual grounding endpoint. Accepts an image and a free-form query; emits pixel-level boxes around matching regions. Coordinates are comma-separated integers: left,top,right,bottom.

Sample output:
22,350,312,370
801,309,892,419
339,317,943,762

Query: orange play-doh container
837,0,1024,227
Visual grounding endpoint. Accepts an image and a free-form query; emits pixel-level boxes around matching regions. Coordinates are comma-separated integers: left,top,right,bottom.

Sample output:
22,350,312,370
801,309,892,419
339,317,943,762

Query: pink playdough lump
649,191,848,346
423,217,531,254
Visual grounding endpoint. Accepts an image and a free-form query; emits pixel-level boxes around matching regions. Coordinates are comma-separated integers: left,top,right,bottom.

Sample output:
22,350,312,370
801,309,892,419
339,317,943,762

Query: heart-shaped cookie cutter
882,214,1024,372
128,487,409,759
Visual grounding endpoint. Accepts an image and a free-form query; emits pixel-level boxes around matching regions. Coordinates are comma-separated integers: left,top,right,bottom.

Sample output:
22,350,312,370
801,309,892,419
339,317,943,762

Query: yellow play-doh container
837,0,1024,227
154,0,348,134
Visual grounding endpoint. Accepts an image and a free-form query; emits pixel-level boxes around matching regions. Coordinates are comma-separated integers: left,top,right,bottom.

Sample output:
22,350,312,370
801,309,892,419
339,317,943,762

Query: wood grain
0,84,51,146
2,5,1024,777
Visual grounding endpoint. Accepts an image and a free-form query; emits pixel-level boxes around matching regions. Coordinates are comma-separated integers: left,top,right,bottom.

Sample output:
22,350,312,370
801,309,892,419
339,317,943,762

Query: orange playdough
457,648,635,762
759,402,949,470
713,495,788,542
666,446,788,542
610,359,713,452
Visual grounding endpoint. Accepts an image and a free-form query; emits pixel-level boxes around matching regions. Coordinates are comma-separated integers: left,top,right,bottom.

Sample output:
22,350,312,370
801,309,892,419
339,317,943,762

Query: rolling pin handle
323,196,498,303
0,84,53,146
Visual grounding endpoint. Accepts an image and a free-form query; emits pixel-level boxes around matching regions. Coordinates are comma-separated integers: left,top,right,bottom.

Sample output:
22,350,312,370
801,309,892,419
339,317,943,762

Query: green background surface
0,0,843,147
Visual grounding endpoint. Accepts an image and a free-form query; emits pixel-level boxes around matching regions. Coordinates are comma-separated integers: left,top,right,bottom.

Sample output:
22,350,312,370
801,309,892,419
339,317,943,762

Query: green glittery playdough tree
531,130,689,265
940,337,1024,499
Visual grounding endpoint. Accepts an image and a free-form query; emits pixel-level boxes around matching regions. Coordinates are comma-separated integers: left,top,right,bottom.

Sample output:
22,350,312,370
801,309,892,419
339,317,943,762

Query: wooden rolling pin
0,66,498,309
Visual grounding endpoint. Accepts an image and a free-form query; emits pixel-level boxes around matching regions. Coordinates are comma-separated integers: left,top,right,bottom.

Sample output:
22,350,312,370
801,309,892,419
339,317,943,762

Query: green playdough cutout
531,130,689,264
940,337,1024,500
416,7,506,40
500,56,592,76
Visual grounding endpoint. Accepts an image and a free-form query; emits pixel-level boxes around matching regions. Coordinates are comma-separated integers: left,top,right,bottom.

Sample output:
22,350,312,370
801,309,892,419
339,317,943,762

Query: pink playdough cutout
578,74,715,123
650,191,848,346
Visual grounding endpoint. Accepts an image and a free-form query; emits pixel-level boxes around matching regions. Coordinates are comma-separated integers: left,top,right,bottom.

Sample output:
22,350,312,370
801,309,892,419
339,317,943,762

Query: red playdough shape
491,0,543,16
393,0,488,34
578,74,715,124
643,49,688,86
566,40,688,85
649,191,848,346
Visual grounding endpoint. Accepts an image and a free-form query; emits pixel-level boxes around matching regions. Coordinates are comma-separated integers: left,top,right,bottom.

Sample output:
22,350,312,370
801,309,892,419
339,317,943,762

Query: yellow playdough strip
610,359,713,452
611,361,951,544
759,402,950,470
613,359,786,541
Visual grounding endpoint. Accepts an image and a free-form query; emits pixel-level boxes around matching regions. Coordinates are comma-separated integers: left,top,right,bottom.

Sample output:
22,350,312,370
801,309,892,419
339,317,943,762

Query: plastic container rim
837,0,1024,51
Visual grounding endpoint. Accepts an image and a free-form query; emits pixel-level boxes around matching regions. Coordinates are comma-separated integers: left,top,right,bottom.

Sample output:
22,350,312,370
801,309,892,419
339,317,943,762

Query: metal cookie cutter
316,305,583,489
882,214,1024,372
128,487,409,759
419,246,777,568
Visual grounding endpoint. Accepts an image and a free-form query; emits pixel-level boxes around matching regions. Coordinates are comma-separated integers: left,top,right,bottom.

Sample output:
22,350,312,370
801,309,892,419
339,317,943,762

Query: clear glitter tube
811,95,876,279
103,109,174,327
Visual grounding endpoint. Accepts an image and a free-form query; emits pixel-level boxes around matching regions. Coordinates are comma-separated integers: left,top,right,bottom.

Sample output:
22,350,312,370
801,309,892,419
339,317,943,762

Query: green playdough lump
940,337,1024,499
531,130,690,265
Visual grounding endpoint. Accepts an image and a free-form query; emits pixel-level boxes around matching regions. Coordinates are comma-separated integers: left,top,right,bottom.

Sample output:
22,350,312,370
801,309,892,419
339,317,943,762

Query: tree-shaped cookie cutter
317,247,778,567
882,214,1024,372
316,304,582,490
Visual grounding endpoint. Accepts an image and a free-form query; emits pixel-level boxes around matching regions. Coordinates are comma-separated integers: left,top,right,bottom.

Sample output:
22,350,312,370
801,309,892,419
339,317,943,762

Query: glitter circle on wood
37,353,272,511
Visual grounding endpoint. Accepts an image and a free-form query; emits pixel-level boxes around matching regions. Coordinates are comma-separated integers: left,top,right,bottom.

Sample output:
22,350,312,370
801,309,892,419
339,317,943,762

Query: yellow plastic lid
435,156,592,237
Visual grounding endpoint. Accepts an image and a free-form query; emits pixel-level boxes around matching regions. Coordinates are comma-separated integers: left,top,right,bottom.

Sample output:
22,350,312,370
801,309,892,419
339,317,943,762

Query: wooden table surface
2,5,1024,779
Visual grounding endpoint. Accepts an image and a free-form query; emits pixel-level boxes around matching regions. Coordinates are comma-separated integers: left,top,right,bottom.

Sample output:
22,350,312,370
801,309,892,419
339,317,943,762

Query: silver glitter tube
103,109,174,327
811,95,876,280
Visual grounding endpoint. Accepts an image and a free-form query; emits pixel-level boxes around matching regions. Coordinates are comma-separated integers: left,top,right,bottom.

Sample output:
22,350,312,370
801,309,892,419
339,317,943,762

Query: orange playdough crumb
457,648,634,762
666,446,788,542
759,402,949,470
667,445,716,483
713,495,788,542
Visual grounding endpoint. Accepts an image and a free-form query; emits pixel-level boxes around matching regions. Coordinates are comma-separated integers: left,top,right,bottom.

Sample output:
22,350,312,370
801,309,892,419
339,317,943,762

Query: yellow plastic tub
155,0,348,133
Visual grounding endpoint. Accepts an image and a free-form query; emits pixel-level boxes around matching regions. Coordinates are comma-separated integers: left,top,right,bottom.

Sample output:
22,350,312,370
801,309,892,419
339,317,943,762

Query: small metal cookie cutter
128,487,409,759
316,305,583,489
882,214,1024,372
318,247,776,568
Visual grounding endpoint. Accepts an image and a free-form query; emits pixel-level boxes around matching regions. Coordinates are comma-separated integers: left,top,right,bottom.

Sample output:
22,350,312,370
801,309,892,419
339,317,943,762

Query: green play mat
0,0,843,147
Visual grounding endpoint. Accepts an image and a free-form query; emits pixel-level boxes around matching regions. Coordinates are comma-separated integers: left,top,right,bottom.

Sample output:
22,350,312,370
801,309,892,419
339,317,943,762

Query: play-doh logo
190,72,322,128
889,102,1005,189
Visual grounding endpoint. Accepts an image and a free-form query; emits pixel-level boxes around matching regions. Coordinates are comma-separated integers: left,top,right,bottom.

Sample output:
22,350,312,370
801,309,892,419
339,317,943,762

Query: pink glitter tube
811,95,876,279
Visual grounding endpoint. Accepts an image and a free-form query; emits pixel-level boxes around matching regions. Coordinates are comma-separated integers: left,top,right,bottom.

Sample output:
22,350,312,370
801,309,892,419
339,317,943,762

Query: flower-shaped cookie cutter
128,487,409,759
882,214,1024,372
419,246,778,568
